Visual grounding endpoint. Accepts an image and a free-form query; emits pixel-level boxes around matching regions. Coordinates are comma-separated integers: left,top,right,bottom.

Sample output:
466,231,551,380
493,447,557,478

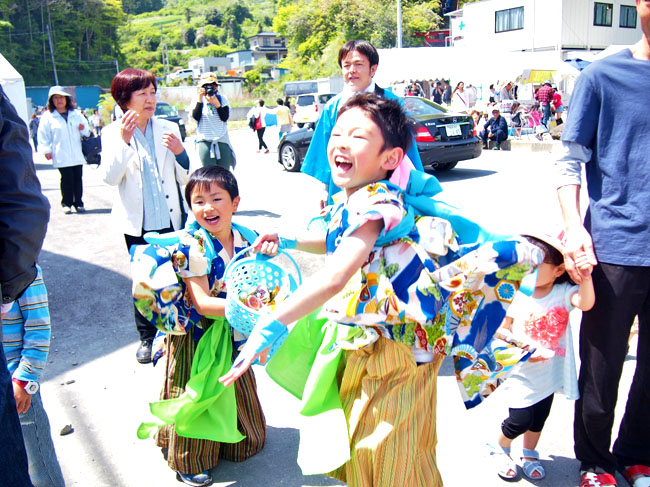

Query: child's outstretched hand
219,317,287,387
252,233,280,256
219,348,268,387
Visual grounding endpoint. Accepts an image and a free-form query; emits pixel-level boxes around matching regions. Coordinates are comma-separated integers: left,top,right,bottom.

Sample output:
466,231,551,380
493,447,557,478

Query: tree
205,7,222,26
122,0,164,15
274,0,441,79
182,26,196,47
0,0,125,86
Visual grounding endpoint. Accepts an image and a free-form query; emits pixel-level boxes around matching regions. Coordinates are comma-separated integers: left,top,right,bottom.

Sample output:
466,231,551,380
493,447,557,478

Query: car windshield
155,103,178,116
318,94,334,103
297,96,315,106
402,97,447,117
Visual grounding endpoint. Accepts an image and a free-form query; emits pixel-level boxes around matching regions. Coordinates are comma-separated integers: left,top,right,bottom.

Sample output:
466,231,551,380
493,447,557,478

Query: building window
594,3,613,26
495,6,524,33
620,5,637,28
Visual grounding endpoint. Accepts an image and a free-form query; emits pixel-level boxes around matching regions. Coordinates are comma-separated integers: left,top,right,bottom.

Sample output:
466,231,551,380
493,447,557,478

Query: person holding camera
191,72,235,169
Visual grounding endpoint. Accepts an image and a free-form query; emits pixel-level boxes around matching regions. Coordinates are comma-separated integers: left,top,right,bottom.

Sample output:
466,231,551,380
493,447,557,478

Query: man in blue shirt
301,39,428,208
556,2,650,486
480,109,508,150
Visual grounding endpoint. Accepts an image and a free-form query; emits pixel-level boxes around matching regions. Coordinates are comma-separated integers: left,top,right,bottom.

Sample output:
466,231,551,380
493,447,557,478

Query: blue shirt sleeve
561,73,599,148
301,97,338,186
12,266,50,382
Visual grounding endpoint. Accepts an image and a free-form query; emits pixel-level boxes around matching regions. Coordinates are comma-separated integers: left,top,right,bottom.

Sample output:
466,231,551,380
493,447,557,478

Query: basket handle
224,246,302,286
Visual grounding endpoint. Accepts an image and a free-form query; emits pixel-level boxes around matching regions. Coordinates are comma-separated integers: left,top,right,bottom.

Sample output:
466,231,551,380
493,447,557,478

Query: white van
294,93,336,127
166,69,195,83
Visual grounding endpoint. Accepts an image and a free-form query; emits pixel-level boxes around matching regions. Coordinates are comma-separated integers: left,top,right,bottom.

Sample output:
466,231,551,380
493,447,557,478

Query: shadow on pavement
213,426,344,486
433,168,497,182
34,162,57,171
236,209,282,219
39,249,136,380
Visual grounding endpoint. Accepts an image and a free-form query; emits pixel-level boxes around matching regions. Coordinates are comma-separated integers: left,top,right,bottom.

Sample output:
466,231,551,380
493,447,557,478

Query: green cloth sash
137,317,244,443
266,310,365,475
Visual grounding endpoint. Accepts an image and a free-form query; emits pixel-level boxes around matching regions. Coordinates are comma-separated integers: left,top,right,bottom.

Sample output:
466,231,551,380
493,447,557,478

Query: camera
205,86,217,97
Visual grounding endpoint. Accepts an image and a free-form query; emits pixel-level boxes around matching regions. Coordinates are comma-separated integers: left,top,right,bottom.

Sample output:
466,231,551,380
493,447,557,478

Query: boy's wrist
278,236,297,250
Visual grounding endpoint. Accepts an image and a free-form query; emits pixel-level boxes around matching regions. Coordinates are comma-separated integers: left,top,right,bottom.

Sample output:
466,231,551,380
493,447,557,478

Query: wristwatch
12,378,39,395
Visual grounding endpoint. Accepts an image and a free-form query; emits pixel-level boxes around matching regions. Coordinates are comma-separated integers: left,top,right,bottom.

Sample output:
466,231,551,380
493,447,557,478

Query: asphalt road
32,127,637,487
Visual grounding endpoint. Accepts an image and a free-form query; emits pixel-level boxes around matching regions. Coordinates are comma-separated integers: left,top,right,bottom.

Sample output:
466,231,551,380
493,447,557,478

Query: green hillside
0,0,474,89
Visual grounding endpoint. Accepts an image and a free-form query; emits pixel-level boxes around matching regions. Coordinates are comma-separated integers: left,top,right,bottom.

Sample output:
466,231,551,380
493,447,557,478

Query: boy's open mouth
204,215,220,225
334,155,352,172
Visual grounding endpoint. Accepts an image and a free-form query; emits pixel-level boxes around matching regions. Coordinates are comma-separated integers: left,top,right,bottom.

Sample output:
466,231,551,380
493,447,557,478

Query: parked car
278,126,313,172
402,96,482,171
155,101,186,141
293,93,336,128
277,96,481,172
166,68,195,83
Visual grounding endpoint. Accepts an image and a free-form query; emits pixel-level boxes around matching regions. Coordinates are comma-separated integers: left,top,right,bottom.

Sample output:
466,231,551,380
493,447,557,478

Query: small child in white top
491,232,595,481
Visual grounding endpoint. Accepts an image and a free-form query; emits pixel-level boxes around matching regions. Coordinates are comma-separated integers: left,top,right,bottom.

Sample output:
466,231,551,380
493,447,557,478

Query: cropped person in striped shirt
191,72,235,170
2,265,65,487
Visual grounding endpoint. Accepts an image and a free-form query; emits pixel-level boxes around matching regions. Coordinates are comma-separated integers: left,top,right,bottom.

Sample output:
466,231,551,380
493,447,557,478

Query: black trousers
574,263,650,474
58,164,83,208
256,128,268,150
124,226,173,342
481,128,507,145
501,394,554,440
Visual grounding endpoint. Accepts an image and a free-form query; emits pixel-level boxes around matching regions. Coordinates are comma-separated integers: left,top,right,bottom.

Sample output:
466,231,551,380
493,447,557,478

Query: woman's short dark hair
185,166,239,204
337,93,412,154
258,99,265,107
111,68,157,111
47,95,74,113
337,40,379,68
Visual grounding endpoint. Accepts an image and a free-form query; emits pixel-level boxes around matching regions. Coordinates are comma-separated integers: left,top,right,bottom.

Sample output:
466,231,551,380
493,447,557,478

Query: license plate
446,124,462,137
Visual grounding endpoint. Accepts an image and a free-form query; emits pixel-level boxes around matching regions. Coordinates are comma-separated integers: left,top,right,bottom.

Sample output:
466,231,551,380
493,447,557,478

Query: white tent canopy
0,53,29,126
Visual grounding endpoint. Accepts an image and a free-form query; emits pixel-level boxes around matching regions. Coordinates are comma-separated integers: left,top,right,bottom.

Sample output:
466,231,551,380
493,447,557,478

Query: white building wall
456,0,562,51
562,0,641,50
454,0,641,52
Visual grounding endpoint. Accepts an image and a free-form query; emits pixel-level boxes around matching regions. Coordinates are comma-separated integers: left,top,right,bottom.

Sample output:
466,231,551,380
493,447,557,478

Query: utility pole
160,25,165,72
396,0,403,48
46,24,59,85
114,59,119,75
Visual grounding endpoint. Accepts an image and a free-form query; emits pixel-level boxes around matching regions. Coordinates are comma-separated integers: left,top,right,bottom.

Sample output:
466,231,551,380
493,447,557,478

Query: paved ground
31,127,638,487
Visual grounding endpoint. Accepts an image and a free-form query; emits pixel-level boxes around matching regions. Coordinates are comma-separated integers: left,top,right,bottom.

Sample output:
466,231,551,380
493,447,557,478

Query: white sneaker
63,206,72,214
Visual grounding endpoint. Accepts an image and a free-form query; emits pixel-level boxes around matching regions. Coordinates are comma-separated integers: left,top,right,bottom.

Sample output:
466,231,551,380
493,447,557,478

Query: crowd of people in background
390,76,564,141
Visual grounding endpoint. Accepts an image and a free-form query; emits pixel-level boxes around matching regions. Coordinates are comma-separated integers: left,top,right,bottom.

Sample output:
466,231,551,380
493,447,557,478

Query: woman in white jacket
100,68,190,364
450,81,470,114
38,86,91,213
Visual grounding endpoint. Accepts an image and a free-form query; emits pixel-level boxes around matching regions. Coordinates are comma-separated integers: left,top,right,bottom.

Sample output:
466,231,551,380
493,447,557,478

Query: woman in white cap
37,86,91,213
191,72,235,169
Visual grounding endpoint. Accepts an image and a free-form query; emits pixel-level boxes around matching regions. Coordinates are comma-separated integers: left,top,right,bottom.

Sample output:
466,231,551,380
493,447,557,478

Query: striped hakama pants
328,337,444,487
155,324,266,474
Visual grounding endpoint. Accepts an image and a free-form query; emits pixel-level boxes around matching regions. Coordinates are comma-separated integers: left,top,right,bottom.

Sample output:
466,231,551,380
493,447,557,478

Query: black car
403,96,482,171
277,96,481,172
155,101,186,141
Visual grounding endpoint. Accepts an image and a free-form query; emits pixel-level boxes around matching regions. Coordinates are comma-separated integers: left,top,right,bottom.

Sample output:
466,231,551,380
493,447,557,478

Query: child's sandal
520,448,546,480
488,444,518,481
